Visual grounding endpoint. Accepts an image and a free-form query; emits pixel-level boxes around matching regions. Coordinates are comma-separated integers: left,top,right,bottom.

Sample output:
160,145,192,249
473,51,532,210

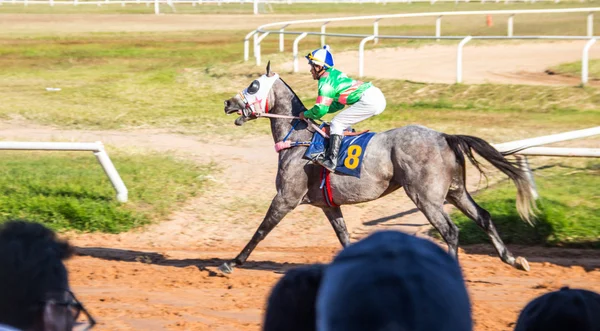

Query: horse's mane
279,77,308,117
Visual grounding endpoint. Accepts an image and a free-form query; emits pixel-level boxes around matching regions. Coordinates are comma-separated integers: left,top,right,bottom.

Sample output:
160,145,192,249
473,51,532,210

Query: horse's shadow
459,244,600,272
75,241,600,276
363,207,425,227
368,220,600,272
75,247,305,275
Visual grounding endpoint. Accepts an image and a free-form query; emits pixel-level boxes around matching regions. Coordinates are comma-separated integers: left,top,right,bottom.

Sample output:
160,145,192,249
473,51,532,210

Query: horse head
224,61,284,126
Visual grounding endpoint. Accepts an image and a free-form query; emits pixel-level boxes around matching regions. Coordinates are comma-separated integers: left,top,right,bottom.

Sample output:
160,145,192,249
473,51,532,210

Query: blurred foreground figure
317,230,472,331
263,264,325,331
515,286,600,331
0,220,95,331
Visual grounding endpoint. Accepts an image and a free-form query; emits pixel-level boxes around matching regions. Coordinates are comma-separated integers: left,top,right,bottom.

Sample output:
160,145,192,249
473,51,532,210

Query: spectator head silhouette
0,220,95,331
263,264,325,331
317,230,472,331
515,286,600,331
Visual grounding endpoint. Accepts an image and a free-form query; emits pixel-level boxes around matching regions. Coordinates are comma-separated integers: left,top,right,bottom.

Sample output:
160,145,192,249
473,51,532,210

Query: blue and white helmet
306,45,334,68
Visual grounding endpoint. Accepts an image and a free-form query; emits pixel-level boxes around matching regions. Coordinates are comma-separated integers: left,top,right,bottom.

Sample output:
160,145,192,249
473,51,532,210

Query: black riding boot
317,134,343,172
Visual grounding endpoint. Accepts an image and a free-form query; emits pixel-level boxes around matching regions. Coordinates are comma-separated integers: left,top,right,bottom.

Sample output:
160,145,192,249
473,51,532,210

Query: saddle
304,123,376,178
322,126,370,137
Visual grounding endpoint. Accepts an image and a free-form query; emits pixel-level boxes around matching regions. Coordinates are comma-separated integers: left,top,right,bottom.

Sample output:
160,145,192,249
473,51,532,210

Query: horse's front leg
218,192,303,274
322,206,351,247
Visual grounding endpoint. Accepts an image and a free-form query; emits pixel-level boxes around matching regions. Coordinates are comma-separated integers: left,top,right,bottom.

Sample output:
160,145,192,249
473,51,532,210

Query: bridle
237,90,270,119
237,76,330,138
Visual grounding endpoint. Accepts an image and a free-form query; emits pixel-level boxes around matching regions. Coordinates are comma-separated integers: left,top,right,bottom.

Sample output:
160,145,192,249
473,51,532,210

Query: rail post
244,30,258,62
456,36,472,83
293,32,308,73
321,22,329,47
359,35,376,77
279,25,289,52
255,32,270,66
582,38,597,85
374,19,381,44
436,15,442,41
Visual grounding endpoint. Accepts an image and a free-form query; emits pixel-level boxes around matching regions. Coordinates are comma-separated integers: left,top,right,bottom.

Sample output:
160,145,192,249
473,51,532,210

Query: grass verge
0,30,598,139
0,17,598,237
549,59,600,81
0,150,216,233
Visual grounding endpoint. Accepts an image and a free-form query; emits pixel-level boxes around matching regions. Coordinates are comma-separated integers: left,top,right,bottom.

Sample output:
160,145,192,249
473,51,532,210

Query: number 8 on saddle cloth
304,123,376,178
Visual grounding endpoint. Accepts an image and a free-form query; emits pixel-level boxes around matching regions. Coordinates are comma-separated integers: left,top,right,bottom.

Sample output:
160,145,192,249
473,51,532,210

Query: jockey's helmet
306,45,334,68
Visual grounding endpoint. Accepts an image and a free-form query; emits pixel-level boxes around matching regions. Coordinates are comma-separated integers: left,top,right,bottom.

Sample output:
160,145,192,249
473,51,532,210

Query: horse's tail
444,134,538,225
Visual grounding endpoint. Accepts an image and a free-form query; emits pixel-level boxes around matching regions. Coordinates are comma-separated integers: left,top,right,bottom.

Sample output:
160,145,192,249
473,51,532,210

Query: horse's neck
269,113,313,144
269,81,313,143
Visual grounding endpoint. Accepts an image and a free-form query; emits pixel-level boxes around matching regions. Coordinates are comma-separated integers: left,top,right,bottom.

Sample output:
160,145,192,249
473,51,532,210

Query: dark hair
263,264,325,331
0,220,74,329
515,287,600,331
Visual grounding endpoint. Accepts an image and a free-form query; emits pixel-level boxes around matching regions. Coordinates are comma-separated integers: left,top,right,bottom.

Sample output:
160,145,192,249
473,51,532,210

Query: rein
255,113,329,139
237,76,329,153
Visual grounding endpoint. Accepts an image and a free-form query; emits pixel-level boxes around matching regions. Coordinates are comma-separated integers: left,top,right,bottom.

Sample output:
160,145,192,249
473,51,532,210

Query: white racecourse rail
244,9,600,194
0,141,129,203
246,7,600,83
492,126,600,199
3,0,595,15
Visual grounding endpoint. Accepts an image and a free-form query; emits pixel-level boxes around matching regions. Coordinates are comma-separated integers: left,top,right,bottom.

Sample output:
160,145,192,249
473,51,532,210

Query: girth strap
320,167,338,208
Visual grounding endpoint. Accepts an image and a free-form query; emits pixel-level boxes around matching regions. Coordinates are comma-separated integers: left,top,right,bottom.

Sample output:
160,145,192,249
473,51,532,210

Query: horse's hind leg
446,188,530,271
403,186,460,259
322,206,351,247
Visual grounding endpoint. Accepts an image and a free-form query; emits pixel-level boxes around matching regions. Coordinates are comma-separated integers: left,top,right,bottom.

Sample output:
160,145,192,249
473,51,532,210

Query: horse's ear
266,61,271,76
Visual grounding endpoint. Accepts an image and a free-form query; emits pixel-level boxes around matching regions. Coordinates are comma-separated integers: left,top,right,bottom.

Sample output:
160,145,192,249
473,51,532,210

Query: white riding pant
330,86,386,136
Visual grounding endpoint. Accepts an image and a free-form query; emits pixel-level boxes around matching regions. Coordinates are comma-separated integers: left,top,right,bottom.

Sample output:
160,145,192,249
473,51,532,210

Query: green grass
0,30,598,138
0,31,247,131
0,9,598,236
439,163,600,247
0,151,215,233
0,4,598,136
295,76,600,138
550,59,600,81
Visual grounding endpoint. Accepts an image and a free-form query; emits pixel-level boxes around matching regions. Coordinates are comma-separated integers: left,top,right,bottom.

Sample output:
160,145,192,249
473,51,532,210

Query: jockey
300,45,386,172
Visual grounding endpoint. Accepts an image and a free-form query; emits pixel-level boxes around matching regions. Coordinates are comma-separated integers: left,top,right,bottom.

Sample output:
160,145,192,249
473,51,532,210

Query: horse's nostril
224,100,229,107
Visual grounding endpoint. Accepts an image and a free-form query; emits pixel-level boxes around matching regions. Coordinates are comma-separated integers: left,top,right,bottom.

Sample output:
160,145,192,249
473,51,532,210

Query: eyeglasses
43,290,96,331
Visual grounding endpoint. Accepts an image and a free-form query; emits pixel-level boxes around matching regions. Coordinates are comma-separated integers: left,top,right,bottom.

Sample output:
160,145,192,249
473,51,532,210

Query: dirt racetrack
1,123,599,331
1,13,599,331
330,41,600,85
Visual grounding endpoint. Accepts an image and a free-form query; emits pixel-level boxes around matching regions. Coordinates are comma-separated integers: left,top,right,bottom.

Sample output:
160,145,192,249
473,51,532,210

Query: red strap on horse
320,167,339,208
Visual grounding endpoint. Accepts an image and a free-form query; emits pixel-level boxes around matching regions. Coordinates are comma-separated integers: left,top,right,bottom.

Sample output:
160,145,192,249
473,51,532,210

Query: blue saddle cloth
304,124,376,178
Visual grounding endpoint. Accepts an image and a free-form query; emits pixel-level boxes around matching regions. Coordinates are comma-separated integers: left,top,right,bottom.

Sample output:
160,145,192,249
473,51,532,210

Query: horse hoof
515,256,530,272
218,262,234,275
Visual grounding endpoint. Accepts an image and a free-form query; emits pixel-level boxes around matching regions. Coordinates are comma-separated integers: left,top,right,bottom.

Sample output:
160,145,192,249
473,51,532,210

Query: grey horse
220,63,536,274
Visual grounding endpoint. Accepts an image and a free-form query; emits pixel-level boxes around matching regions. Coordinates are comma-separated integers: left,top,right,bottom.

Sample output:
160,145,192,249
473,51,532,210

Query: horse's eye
247,80,260,95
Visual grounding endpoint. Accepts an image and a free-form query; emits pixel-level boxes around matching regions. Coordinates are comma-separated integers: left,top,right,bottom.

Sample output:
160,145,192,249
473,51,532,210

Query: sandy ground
0,123,598,331
0,13,293,33
282,41,600,85
3,13,598,85
0,13,599,331
0,13,389,33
